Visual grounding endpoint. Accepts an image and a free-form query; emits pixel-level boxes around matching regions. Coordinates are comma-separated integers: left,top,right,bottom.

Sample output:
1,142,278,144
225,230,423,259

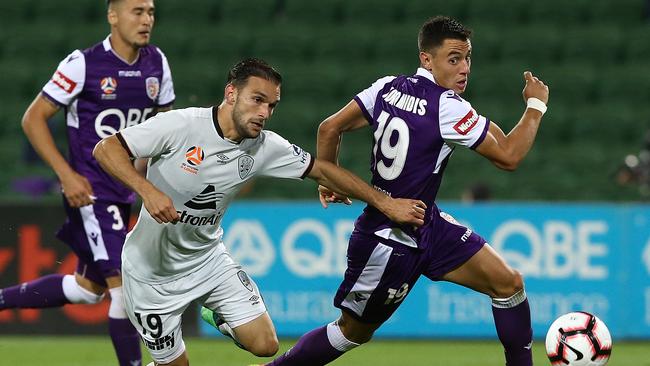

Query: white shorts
122,252,267,364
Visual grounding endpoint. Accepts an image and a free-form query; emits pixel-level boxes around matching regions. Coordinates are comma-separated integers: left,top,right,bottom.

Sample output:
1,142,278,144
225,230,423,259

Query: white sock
492,289,527,309
108,287,128,319
326,321,359,352
61,275,104,304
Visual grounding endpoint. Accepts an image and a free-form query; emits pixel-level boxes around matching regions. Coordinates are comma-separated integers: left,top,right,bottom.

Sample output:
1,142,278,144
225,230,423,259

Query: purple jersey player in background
260,16,549,366
0,1,174,365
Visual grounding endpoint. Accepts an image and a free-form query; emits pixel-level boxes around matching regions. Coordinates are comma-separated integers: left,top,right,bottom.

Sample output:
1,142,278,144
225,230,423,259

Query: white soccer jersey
118,107,313,283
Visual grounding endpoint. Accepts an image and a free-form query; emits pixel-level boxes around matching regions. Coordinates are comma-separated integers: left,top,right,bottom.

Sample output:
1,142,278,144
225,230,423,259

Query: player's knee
337,317,373,344
340,328,373,344
62,275,105,304
512,271,525,291
493,270,524,299
247,333,279,357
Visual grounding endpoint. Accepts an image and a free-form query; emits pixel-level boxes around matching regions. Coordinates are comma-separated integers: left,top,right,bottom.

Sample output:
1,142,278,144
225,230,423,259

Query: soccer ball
545,311,612,366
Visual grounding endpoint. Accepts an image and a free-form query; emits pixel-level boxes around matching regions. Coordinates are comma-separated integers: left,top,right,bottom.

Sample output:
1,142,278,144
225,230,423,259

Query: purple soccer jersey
332,68,491,322
353,68,489,247
42,36,175,204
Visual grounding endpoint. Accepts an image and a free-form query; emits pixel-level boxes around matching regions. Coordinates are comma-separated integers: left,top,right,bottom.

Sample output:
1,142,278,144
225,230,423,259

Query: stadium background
2,0,650,201
1,0,650,365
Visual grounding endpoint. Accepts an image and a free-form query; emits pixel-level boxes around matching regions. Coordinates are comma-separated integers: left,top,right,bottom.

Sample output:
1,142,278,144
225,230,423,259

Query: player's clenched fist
141,188,179,224
522,71,549,104
60,171,95,208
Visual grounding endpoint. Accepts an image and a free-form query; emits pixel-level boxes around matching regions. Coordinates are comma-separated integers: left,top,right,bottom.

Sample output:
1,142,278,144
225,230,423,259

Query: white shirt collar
416,67,437,84
102,35,112,51
102,35,140,65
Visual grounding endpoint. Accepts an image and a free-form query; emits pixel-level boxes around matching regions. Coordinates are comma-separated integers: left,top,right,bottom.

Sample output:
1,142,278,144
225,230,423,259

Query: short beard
132,40,149,48
231,101,256,139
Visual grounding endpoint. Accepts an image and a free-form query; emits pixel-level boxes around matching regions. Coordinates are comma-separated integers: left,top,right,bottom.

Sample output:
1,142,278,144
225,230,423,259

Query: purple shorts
334,212,485,324
56,199,131,286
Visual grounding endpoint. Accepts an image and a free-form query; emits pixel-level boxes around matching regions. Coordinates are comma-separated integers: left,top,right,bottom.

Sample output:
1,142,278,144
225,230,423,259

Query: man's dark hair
107,0,129,8
227,58,282,88
418,16,472,53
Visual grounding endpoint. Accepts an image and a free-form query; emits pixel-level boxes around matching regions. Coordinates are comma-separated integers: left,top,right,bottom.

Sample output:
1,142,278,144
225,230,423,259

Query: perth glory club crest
145,77,160,100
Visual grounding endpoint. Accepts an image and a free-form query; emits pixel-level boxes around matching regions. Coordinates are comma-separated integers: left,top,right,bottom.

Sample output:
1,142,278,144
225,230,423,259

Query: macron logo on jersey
52,71,76,94
453,109,479,135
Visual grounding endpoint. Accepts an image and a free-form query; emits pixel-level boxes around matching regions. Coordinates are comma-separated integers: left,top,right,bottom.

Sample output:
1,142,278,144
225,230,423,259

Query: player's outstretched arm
317,100,369,162
307,159,426,227
475,71,549,171
23,95,95,207
93,136,179,224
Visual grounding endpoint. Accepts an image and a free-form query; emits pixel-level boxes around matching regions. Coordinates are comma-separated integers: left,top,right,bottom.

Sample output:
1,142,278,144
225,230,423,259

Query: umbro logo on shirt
184,185,224,210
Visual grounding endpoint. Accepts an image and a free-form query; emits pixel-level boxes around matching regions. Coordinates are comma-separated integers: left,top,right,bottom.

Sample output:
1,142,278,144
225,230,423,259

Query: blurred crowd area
1,0,649,202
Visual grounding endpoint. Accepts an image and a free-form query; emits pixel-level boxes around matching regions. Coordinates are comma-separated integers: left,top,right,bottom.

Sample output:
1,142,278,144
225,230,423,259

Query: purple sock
109,317,142,366
266,325,343,366
0,274,69,309
492,297,533,366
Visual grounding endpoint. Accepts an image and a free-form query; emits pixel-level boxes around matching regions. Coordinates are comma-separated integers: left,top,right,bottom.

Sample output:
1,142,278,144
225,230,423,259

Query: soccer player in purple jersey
260,16,549,366
0,1,174,365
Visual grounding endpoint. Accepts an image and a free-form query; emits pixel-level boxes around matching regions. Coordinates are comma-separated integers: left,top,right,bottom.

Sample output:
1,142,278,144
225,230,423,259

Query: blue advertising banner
200,202,650,339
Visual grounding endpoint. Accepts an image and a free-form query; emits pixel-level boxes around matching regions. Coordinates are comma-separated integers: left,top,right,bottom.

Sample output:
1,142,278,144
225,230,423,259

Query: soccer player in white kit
93,58,427,366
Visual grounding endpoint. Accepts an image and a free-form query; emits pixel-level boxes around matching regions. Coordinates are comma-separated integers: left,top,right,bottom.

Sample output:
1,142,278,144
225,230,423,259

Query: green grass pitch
0,336,648,365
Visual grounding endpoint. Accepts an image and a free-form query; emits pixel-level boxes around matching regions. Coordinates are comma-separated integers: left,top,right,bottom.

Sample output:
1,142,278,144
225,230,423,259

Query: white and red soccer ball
545,311,612,366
